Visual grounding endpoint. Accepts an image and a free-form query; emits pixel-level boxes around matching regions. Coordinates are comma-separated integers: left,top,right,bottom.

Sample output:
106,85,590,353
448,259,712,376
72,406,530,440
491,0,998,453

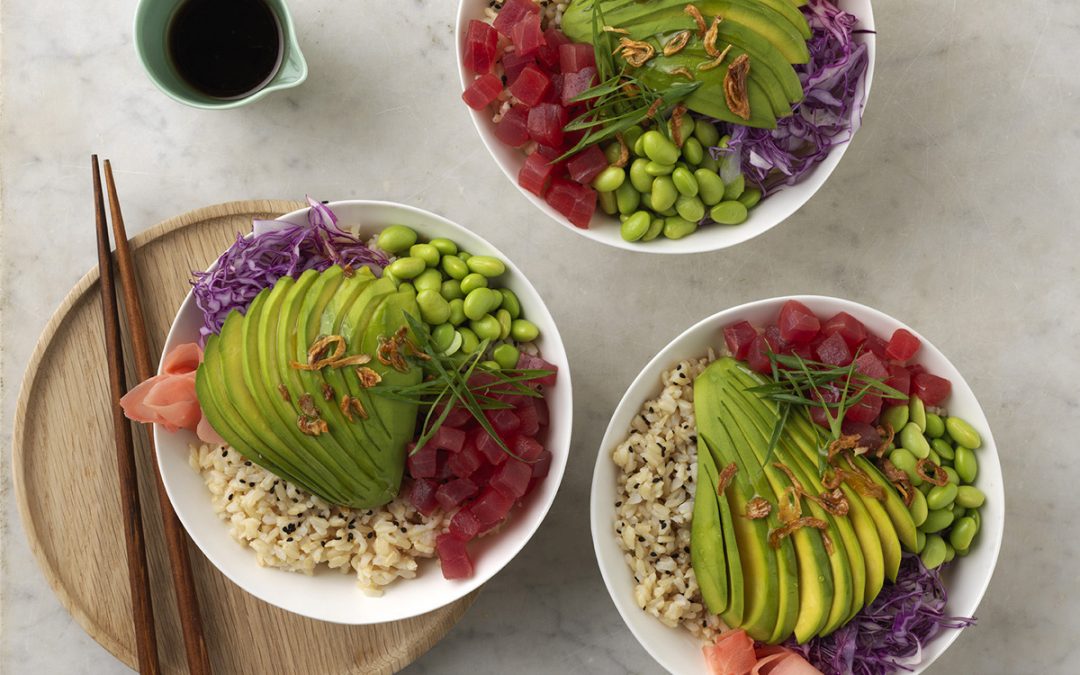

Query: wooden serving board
12,201,476,674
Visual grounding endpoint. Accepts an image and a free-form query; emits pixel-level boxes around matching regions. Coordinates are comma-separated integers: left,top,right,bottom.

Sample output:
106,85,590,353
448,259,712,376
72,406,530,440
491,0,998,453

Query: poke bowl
591,296,1002,673
137,200,572,624
456,0,876,253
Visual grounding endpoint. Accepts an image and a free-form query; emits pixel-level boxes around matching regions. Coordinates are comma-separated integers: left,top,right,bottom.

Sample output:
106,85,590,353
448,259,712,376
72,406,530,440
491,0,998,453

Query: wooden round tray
12,201,476,674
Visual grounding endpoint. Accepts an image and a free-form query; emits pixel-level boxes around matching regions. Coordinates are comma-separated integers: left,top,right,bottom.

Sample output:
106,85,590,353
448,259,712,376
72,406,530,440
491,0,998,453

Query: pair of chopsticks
93,156,212,675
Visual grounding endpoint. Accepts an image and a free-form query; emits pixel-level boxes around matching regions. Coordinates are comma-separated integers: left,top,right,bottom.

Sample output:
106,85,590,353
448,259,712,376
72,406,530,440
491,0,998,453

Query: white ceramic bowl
455,1,876,254
155,200,572,624
592,296,1003,673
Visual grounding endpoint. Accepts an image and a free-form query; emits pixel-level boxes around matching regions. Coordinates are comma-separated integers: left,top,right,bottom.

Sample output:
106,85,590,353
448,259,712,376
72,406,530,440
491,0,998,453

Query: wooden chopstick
103,160,213,675
93,155,161,675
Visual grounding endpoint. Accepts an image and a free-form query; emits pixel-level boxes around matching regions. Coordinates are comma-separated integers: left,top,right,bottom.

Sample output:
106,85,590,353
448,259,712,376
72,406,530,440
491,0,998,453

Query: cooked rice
190,443,446,595
612,352,727,641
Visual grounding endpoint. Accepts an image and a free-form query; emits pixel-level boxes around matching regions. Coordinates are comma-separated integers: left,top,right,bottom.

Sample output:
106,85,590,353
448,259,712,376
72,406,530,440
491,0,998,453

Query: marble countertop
3,0,1078,673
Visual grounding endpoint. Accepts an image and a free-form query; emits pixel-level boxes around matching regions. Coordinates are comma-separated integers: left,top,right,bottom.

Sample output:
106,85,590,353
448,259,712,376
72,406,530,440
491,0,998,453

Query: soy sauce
167,0,283,99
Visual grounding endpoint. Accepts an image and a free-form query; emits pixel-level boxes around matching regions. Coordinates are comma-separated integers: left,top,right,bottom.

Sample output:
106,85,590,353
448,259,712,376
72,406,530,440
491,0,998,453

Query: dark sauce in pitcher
167,0,283,99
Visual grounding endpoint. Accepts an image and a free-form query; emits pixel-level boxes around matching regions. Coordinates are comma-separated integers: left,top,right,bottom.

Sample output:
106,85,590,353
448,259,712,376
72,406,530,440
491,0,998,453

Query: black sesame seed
348,533,354,542
367,532,375,539
684,546,690,554
652,477,662,483
286,537,293,542
227,493,233,501
615,501,622,507
221,449,228,457
244,461,252,466
650,552,657,557
637,535,645,542
400,527,407,533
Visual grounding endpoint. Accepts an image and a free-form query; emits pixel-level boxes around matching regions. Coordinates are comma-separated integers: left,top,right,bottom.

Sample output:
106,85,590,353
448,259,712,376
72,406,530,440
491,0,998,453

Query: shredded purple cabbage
711,0,870,195
191,198,389,342
786,555,976,675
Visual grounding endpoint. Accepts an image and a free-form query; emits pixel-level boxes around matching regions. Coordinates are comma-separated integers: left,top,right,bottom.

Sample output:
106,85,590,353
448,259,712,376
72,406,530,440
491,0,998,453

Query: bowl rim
153,199,573,624
454,0,877,254
590,294,1003,673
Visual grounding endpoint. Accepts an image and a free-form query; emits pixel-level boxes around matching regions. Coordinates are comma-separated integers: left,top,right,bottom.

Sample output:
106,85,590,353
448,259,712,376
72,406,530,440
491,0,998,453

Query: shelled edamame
376,225,540,368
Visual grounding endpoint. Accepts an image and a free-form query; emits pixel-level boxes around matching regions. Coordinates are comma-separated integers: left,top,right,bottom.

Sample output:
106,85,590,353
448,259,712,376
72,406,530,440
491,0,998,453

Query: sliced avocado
751,0,812,40
714,21,804,103
692,444,730,614
852,455,920,555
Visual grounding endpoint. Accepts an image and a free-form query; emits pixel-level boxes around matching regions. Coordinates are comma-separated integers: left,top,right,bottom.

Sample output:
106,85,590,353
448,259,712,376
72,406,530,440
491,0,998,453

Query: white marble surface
2,0,1078,673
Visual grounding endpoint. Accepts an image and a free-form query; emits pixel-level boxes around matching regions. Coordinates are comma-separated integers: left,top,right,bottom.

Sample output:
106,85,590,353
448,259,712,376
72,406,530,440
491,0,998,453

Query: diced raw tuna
509,64,552,107
546,178,596,228
885,328,921,362
864,333,889,359
512,435,545,462
531,450,552,478
501,50,535,86
463,20,499,74
777,300,821,344
559,42,596,73
436,533,474,579
493,0,540,36
489,407,522,435
475,429,509,466
841,420,881,449
566,144,608,185
821,311,868,348
516,398,540,436
471,487,515,529
763,325,789,354
449,509,481,541
533,395,550,426
461,73,503,110
436,478,480,510
854,351,889,380
912,372,951,406
494,105,530,148
845,392,882,424
815,331,853,367
810,386,842,429
516,352,559,386
408,478,439,516
510,13,545,57
492,459,533,499
788,343,815,362
527,102,567,148
746,334,773,374
433,425,466,453
537,27,571,68
406,441,438,478
435,451,455,481
885,364,912,397
449,443,483,478
724,321,757,360
561,66,597,106
519,151,558,197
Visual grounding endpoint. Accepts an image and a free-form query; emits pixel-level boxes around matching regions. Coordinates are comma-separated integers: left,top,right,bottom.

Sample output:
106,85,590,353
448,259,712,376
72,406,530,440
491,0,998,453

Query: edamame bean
927,448,941,466
616,181,640,214
376,225,418,253
683,137,705,165
926,483,958,511
954,446,978,483
882,405,910,433
723,174,745,200
694,120,720,147
441,255,469,280
675,195,705,222
669,114,695,139
909,488,929,527
466,255,506,278
432,323,456,352
699,154,719,172
460,272,488,295
645,161,676,176
651,176,678,211
694,169,725,205
672,167,699,197
448,298,466,326
709,201,748,225
604,141,623,164
598,190,618,215
943,466,959,485
642,217,665,242
945,417,981,449
915,530,926,553
510,318,540,342
737,187,762,209
969,508,980,532
441,279,464,300
496,308,512,340
889,447,917,474
623,125,644,151
900,422,931,459
621,210,652,242
429,237,458,256
479,360,500,370
414,268,443,293
641,130,680,164
458,327,480,355
920,534,947,569
629,159,655,193
931,438,955,461
471,314,501,341
633,133,647,157
956,485,985,509
498,289,521,319
925,413,945,439
464,288,498,321
951,505,966,519
920,508,954,534
943,543,955,563
457,251,471,261
909,395,927,432
397,282,415,295
386,256,425,280
663,216,698,240
493,344,520,370
417,290,451,325
950,517,977,551
592,166,626,193
409,243,440,268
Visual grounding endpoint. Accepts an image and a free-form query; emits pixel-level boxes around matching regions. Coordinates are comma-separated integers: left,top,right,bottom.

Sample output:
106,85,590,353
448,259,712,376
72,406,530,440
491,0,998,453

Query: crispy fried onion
698,45,731,72
645,97,664,119
746,496,772,519
670,66,695,82
821,530,835,555
827,433,862,464
769,517,829,549
615,38,655,68
297,415,328,436
670,104,689,147
377,326,426,372
663,30,692,56
881,458,915,507
291,334,372,371
321,383,335,401
277,383,291,402
723,54,751,120
602,25,629,35
356,366,382,388
298,393,318,418
824,464,887,503
810,488,850,516
684,4,706,36
612,132,630,168
716,462,738,496
778,485,802,523
876,423,896,458
339,394,368,422
916,458,949,487
703,16,723,57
